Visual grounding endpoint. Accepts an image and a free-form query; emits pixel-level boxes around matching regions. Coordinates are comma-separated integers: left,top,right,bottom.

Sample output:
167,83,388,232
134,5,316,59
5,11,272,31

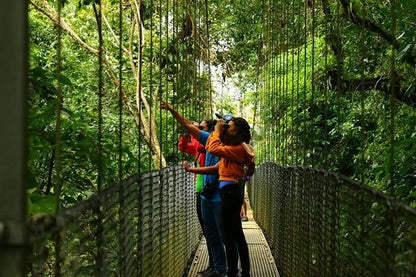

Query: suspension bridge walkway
2,0,416,276
188,203,280,277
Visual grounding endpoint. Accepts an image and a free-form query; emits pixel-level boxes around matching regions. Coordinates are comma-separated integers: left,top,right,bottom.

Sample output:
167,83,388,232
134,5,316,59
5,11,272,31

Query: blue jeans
201,197,226,274
197,194,214,268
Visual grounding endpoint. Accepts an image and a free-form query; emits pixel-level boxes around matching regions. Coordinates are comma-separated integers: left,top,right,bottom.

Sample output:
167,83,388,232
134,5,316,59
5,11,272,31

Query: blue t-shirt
199,131,221,202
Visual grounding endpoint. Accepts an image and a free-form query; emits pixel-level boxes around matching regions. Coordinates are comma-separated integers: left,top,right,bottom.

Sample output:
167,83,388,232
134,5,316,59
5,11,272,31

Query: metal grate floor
187,205,280,277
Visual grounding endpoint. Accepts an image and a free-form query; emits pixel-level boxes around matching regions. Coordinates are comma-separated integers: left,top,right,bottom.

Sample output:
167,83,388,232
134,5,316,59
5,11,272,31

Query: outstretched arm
183,161,219,175
161,100,201,140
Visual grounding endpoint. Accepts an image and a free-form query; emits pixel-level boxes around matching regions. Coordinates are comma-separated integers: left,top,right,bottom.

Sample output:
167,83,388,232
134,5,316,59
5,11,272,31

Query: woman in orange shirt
206,117,255,277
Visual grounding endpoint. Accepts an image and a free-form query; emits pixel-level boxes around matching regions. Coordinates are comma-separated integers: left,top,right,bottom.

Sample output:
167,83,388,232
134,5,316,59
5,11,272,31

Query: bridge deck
187,205,280,277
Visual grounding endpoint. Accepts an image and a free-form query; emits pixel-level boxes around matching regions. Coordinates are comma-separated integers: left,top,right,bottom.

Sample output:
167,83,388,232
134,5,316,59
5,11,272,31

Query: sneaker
241,216,248,222
199,267,214,275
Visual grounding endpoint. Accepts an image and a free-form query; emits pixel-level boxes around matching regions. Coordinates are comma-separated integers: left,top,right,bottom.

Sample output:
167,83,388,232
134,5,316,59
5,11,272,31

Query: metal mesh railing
27,165,201,276
248,162,416,277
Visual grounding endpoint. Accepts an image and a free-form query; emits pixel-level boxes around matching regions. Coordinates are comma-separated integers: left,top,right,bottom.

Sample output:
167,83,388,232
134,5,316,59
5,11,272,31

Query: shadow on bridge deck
187,203,280,277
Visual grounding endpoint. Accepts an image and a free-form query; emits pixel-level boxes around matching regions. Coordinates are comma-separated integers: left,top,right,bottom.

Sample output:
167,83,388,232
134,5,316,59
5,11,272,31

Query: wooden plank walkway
187,205,280,277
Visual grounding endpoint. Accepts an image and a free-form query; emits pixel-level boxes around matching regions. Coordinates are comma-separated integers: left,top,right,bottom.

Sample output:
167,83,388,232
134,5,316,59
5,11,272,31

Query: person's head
200,119,216,132
220,117,251,145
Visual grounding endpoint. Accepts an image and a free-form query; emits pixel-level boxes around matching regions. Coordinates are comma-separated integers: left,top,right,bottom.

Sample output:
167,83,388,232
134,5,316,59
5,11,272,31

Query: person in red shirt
178,121,207,172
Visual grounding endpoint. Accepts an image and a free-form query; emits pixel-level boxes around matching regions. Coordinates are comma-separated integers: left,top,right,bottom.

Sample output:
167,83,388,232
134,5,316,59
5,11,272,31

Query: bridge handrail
27,165,201,276
249,162,416,277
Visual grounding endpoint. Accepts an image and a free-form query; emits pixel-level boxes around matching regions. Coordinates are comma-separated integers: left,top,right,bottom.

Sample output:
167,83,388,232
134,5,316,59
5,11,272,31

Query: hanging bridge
1,0,416,276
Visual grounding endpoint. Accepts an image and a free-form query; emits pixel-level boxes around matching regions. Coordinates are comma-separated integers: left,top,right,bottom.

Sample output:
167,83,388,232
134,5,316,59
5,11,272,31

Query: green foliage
28,0,416,214
28,0,213,215
28,193,57,214
245,0,416,207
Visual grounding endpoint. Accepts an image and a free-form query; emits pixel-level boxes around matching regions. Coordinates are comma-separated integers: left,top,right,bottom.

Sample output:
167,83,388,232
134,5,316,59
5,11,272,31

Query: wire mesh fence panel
249,162,416,277
27,165,201,276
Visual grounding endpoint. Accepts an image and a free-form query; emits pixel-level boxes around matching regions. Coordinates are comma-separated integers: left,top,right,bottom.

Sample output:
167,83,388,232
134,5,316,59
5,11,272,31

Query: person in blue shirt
161,100,226,277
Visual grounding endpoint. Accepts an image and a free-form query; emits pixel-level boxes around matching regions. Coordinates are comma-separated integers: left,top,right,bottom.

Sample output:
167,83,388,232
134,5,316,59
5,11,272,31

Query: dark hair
231,117,251,143
203,119,217,132
220,117,251,145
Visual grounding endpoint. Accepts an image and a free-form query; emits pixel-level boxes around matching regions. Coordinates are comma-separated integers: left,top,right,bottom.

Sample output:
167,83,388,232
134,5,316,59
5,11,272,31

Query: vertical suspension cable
282,0,287,165
171,0,177,159
148,0,157,272
263,0,267,161
253,31,261,159
204,0,212,116
388,0,397,194
197,0,202,121
138,2,143,173
358,6,366,184
165,0,170,164
118,2,123,190
271,0,275,162
183,0,188,120
54,0,63,216
174,0,180,162
323,0,329,169
276,1,281,164
92,0,104,274
157,0,165,273
257,0,265,161
335,0,342,172
264,0,268,161
290,1,295,166
295,0,301,166
266,0,271,161
334,3,342,275
267,0,272,161
137,0,144,274
149,0,154,170
302,0,308,166
53,0,63,274
303,1,311,273
95,2,104,195
283,0,288,165
192,0,198,119
310,0,315,167
163,0,171,272
195,1,200,121
187,0,193,121
279,0,283,164
270,0,274,162
357,5,367,275
277,1,282,163
117,0,126,274
159,0,164,168
271,0,277,162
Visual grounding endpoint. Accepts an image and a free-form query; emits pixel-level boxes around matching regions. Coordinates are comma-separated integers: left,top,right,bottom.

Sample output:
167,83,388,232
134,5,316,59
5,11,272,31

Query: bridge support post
0,0,28,276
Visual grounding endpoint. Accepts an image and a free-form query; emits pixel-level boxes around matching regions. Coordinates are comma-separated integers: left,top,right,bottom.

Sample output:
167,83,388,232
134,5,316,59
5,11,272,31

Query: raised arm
161,100,201,140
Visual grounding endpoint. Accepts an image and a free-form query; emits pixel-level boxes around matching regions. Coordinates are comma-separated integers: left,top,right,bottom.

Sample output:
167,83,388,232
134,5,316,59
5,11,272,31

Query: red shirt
178,135,206,167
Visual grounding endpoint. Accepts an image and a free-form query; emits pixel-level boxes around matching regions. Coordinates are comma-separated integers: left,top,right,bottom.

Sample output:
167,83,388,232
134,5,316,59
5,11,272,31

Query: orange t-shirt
206,130,255,182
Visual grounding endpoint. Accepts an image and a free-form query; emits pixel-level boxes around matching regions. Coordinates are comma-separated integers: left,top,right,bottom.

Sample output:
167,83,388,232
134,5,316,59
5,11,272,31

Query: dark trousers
197,193,214,268
220,185,250,277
